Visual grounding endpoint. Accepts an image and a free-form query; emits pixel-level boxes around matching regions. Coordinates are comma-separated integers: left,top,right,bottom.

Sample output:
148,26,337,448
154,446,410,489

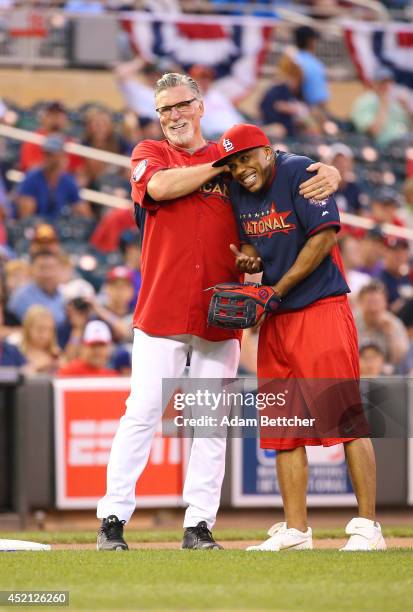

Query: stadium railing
1,123,412,243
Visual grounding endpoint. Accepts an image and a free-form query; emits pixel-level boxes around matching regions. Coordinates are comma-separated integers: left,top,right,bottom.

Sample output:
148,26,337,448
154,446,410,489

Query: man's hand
230,244,262,274
66,302,90,331
299,162,341,201
375,311,394,334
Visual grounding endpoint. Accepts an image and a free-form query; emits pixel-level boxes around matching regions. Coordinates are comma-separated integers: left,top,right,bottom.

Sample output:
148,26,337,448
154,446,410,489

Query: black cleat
181,521,223,550
97,515,129,551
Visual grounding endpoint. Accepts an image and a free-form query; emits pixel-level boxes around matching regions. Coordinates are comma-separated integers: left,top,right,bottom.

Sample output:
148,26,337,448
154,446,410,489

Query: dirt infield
10,507,411,532
53,538,413,551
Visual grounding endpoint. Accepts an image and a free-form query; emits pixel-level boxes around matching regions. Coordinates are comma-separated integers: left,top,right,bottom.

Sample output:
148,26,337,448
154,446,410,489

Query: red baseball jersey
130,138,242,342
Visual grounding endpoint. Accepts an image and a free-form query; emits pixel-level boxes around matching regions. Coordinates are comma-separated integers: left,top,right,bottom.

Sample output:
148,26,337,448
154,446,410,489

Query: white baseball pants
97,328,240,529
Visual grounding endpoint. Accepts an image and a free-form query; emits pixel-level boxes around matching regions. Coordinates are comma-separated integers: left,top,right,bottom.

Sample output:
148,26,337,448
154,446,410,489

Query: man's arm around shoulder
147,162,226,202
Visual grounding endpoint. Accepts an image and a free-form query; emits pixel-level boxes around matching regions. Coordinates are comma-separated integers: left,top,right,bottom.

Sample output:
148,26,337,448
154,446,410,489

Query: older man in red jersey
97,72,340,551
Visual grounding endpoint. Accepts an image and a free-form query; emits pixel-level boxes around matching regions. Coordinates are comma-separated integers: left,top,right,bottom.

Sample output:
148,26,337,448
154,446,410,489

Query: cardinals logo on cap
222,138,234,153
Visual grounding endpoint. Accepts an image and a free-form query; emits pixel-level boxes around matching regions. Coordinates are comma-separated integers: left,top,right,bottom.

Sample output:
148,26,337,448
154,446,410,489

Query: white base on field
0,539,51,551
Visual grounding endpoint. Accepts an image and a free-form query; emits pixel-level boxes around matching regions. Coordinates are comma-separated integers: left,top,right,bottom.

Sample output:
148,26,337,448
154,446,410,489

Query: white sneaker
246,522,313,551
340,517,387,551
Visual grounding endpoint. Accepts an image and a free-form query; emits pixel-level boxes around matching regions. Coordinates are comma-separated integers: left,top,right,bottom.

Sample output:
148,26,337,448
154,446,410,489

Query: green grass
0,550,412,610
1,525,413,544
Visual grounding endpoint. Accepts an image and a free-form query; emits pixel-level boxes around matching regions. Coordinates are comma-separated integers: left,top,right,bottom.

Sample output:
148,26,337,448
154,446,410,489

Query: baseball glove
207,282,281,329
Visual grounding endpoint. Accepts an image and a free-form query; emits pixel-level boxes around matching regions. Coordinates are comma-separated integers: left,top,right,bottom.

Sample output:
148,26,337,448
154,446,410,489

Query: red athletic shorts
257,295,366,451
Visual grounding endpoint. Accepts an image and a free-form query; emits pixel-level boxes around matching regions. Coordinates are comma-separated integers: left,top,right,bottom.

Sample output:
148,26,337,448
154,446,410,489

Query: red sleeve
20,141,43,172
130,140,168,210
90,208,135,253
0,221,6,246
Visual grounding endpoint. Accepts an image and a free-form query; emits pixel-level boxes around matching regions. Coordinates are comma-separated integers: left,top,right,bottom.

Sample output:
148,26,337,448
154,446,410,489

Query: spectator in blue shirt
7,251,66,326
294,26,329,110
15,135,89,221
0,340,26,367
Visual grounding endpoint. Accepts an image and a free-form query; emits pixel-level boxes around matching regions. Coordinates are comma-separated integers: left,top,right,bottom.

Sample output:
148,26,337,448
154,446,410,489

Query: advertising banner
232,437,356,507
54,378,186,509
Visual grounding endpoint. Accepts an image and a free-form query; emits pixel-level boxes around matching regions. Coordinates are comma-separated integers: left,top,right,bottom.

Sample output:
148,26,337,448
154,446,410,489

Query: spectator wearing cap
369,187,405,228
29,223,61,256
6,251,66,326
293,26,329,111
57,320,118,376
188,65,244,139
355,280,409,368
329,144,367,215
351,66,412,146
378,237,412,313
19,101,80,173
93,266,134,344
58,320,118,377
15,135,90,221
359,340,387,378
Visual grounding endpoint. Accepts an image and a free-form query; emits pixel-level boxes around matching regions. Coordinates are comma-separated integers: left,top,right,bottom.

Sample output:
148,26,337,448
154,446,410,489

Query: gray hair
154,73,201,100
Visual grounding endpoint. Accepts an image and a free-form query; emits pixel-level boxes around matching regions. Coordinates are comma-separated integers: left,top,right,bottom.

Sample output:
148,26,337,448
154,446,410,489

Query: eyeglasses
155,97,198,118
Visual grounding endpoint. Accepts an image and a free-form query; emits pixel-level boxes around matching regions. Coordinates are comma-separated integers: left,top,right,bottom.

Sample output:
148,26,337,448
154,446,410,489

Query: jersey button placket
190,210,203,333
194,204,202,272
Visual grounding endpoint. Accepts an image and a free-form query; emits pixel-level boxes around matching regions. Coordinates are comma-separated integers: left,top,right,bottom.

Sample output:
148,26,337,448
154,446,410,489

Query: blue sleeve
7,287,28,322
285,156,341,237
65,175,80,205
1,342,26,366
17,173,38,198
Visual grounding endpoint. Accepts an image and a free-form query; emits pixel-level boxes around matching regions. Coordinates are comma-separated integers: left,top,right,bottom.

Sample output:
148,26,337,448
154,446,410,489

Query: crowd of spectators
0,23,413,380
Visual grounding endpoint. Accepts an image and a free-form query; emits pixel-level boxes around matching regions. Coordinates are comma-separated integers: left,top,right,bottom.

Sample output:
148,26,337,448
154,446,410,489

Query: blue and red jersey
229,151,350,311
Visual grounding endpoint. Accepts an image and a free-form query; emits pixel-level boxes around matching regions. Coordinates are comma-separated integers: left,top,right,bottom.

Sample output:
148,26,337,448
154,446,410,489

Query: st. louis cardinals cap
83,320,112,345
106,265,133,284
212,124,271,167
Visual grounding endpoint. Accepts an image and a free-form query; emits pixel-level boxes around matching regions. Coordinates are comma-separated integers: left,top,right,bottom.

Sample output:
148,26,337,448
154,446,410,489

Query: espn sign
69,420,118,466
54,378,186,509
68,419,182,467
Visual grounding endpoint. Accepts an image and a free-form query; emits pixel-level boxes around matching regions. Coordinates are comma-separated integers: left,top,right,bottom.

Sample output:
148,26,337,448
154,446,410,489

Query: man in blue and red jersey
96,75,341,551
212,123,386,552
